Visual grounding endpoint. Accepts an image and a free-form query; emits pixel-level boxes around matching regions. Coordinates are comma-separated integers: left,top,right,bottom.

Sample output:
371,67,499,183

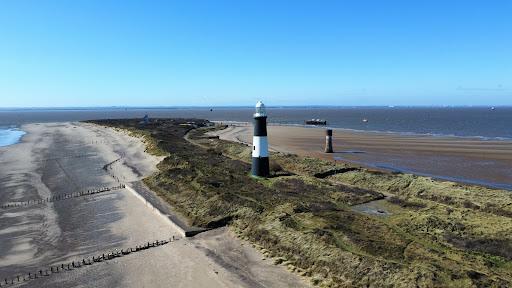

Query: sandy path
0,122,308,288
210,124,512,190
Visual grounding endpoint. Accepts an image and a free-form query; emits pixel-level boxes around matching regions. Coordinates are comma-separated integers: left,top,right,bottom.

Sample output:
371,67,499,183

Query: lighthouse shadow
268,162,295,178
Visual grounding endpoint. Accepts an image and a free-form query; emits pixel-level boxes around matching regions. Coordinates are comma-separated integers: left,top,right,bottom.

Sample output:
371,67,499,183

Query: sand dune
0,122,308,288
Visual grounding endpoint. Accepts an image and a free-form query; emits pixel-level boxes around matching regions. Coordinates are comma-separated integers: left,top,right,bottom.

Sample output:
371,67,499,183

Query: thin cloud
457,85,508,92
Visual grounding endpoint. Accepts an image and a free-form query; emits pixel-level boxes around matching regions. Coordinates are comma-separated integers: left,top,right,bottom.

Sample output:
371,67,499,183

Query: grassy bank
89,119,512,288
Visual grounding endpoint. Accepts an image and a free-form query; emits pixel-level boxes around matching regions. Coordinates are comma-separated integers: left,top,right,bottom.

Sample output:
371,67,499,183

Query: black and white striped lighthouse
251,101,270,177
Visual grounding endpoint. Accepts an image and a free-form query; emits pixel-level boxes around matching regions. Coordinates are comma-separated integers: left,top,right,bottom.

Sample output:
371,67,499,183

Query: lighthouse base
251,157,269,177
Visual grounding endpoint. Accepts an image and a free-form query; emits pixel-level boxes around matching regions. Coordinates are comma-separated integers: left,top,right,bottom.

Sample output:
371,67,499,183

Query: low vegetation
88,119,512,288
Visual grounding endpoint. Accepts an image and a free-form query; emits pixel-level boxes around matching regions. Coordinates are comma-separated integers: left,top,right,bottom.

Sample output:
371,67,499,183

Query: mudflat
0,122,308,288
212,124,512,189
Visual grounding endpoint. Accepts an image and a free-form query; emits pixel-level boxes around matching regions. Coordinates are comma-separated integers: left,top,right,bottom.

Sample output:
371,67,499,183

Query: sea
0,106,511,140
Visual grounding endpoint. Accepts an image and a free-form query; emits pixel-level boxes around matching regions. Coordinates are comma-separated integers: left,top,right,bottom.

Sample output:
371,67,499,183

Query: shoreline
1,106,511,140
4,121,511,190
0,127,27,147
212,121,512,142
209,123,512,191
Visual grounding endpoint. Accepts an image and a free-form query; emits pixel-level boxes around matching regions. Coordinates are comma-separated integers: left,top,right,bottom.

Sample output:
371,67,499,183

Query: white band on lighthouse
252,136,268,157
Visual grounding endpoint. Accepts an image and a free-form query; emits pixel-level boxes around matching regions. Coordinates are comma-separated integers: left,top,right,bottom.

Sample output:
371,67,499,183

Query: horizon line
0,104,510,110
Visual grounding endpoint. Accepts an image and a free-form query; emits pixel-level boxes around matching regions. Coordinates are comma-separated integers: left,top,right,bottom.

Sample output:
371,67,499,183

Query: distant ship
305,119,327,125
491,107,496,110
362,118,369,123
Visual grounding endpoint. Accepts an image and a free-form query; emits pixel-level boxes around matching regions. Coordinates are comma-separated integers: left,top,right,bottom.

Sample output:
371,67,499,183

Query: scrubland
94,120,512,288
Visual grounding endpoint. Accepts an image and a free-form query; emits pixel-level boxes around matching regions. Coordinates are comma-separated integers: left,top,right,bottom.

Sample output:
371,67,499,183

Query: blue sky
0,0,510,107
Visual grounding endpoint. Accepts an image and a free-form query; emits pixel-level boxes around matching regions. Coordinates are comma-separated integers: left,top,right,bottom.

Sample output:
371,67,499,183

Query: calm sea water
0,106,510,139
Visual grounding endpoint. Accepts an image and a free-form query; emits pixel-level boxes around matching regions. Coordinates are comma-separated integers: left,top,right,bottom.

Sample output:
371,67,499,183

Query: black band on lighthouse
253,116,267,136
251,157,269,177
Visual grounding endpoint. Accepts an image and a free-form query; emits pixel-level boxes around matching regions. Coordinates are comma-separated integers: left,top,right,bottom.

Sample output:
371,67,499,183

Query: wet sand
0,122,308,288
211,124,512,190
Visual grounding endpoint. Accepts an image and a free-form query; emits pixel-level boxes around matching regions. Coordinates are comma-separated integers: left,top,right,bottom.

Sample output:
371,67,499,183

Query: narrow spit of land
0,121,308,288
91,119,512,288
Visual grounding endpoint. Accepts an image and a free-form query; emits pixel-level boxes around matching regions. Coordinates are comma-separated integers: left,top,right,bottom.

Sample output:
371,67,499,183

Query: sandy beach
0,122,308,288
211,124,512,190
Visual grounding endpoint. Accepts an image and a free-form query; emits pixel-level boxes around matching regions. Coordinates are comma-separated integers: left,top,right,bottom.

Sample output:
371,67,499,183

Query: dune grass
90,120,512,288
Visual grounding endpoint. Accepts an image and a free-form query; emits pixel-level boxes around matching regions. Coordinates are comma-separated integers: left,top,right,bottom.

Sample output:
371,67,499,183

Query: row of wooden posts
0,184,126,210
2,154,130,211
103,156,127,183
102,157,122,171
0,156,150,286
0,236,178,287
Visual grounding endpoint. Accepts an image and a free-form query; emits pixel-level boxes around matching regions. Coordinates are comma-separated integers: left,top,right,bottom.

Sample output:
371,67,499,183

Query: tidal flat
91,119,512,287
211,124,512,190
